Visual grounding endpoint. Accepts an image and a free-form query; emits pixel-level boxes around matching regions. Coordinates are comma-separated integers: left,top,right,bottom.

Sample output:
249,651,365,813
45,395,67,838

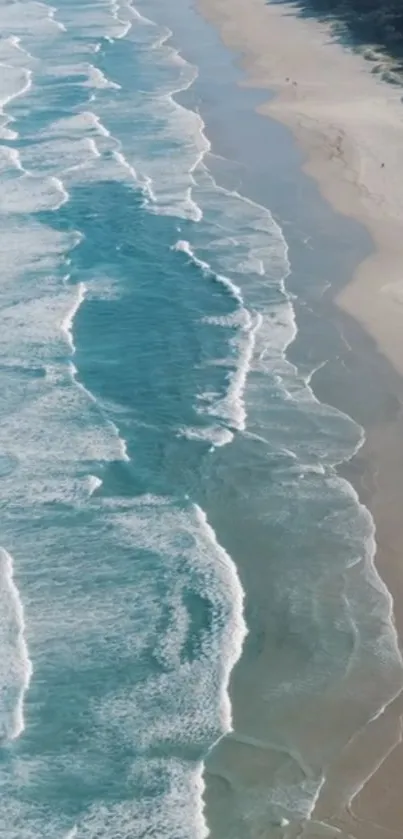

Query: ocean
0,0,402,836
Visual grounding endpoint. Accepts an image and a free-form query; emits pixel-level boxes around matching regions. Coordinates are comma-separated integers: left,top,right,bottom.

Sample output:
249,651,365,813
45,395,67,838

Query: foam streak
0,548,32,741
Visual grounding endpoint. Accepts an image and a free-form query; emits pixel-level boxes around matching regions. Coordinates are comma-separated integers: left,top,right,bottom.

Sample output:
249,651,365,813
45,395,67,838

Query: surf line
0,548,33,741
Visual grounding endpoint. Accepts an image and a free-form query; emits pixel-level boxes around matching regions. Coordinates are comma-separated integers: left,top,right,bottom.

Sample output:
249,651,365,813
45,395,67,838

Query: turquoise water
0,1,402,835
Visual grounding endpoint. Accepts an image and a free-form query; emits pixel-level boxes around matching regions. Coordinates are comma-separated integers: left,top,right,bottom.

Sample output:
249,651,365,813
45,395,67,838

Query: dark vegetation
276,0,403,71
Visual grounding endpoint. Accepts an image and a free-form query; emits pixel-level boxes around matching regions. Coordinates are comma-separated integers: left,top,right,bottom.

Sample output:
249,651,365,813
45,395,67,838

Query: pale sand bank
195,1,403,837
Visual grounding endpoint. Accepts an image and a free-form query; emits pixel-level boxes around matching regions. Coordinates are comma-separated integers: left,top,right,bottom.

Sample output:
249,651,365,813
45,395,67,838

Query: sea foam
0,548,32,740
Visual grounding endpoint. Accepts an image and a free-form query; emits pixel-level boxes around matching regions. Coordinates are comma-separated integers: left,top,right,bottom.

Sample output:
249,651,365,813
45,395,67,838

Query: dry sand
195,0,403,836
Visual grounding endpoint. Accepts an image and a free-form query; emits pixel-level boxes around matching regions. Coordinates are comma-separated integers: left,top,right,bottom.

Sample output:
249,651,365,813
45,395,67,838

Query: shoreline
197,0,403,379
194,0,403,835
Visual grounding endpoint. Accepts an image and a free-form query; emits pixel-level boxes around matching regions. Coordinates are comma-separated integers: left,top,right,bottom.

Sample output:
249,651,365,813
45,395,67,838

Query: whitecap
0,548,32,741
87,475,103,496
61,282,86,354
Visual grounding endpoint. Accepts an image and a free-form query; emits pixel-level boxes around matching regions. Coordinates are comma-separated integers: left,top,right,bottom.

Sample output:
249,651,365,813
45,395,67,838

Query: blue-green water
0,1,402,836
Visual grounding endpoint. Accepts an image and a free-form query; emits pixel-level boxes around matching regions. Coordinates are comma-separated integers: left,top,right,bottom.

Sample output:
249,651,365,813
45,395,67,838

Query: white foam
0,548,32,741
192,162,291,286
0,215,129,481
54,761,208,839
0,172,69,213
0,222,80,284
0,0,65,41
0,145,25,174
0,36,34,66
86,15,206,219
105,496,246,719
74,495,246,838
17,110,133,187
0,63,32,139
166,156,292,444
172,238,262,433
0,120,70,215
173,240,244,306
88,475,103,496
45,111,117,157
42,61,121,90
42,2,66,32
0,35,133,481
209,311,263,432
84,273,122,301
112,148,139,184
194,505,247,732
0,492,246,836
51,2,131,41
19,134,102,177
0,64,32,106
88,63,121,89
179,425,234,448
70,364,131,463
61,282,86,354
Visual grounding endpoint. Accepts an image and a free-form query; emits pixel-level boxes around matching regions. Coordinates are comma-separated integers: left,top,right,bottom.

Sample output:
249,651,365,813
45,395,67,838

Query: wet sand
195,0,403,836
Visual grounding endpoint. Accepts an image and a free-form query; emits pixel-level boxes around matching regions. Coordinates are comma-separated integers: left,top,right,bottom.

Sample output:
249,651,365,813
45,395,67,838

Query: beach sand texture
196,1,403,836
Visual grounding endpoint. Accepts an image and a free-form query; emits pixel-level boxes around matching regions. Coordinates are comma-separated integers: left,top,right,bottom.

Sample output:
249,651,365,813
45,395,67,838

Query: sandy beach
195,0,403,836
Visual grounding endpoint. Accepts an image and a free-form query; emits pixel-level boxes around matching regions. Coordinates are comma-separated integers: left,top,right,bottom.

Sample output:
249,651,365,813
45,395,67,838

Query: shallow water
0,0,402,836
